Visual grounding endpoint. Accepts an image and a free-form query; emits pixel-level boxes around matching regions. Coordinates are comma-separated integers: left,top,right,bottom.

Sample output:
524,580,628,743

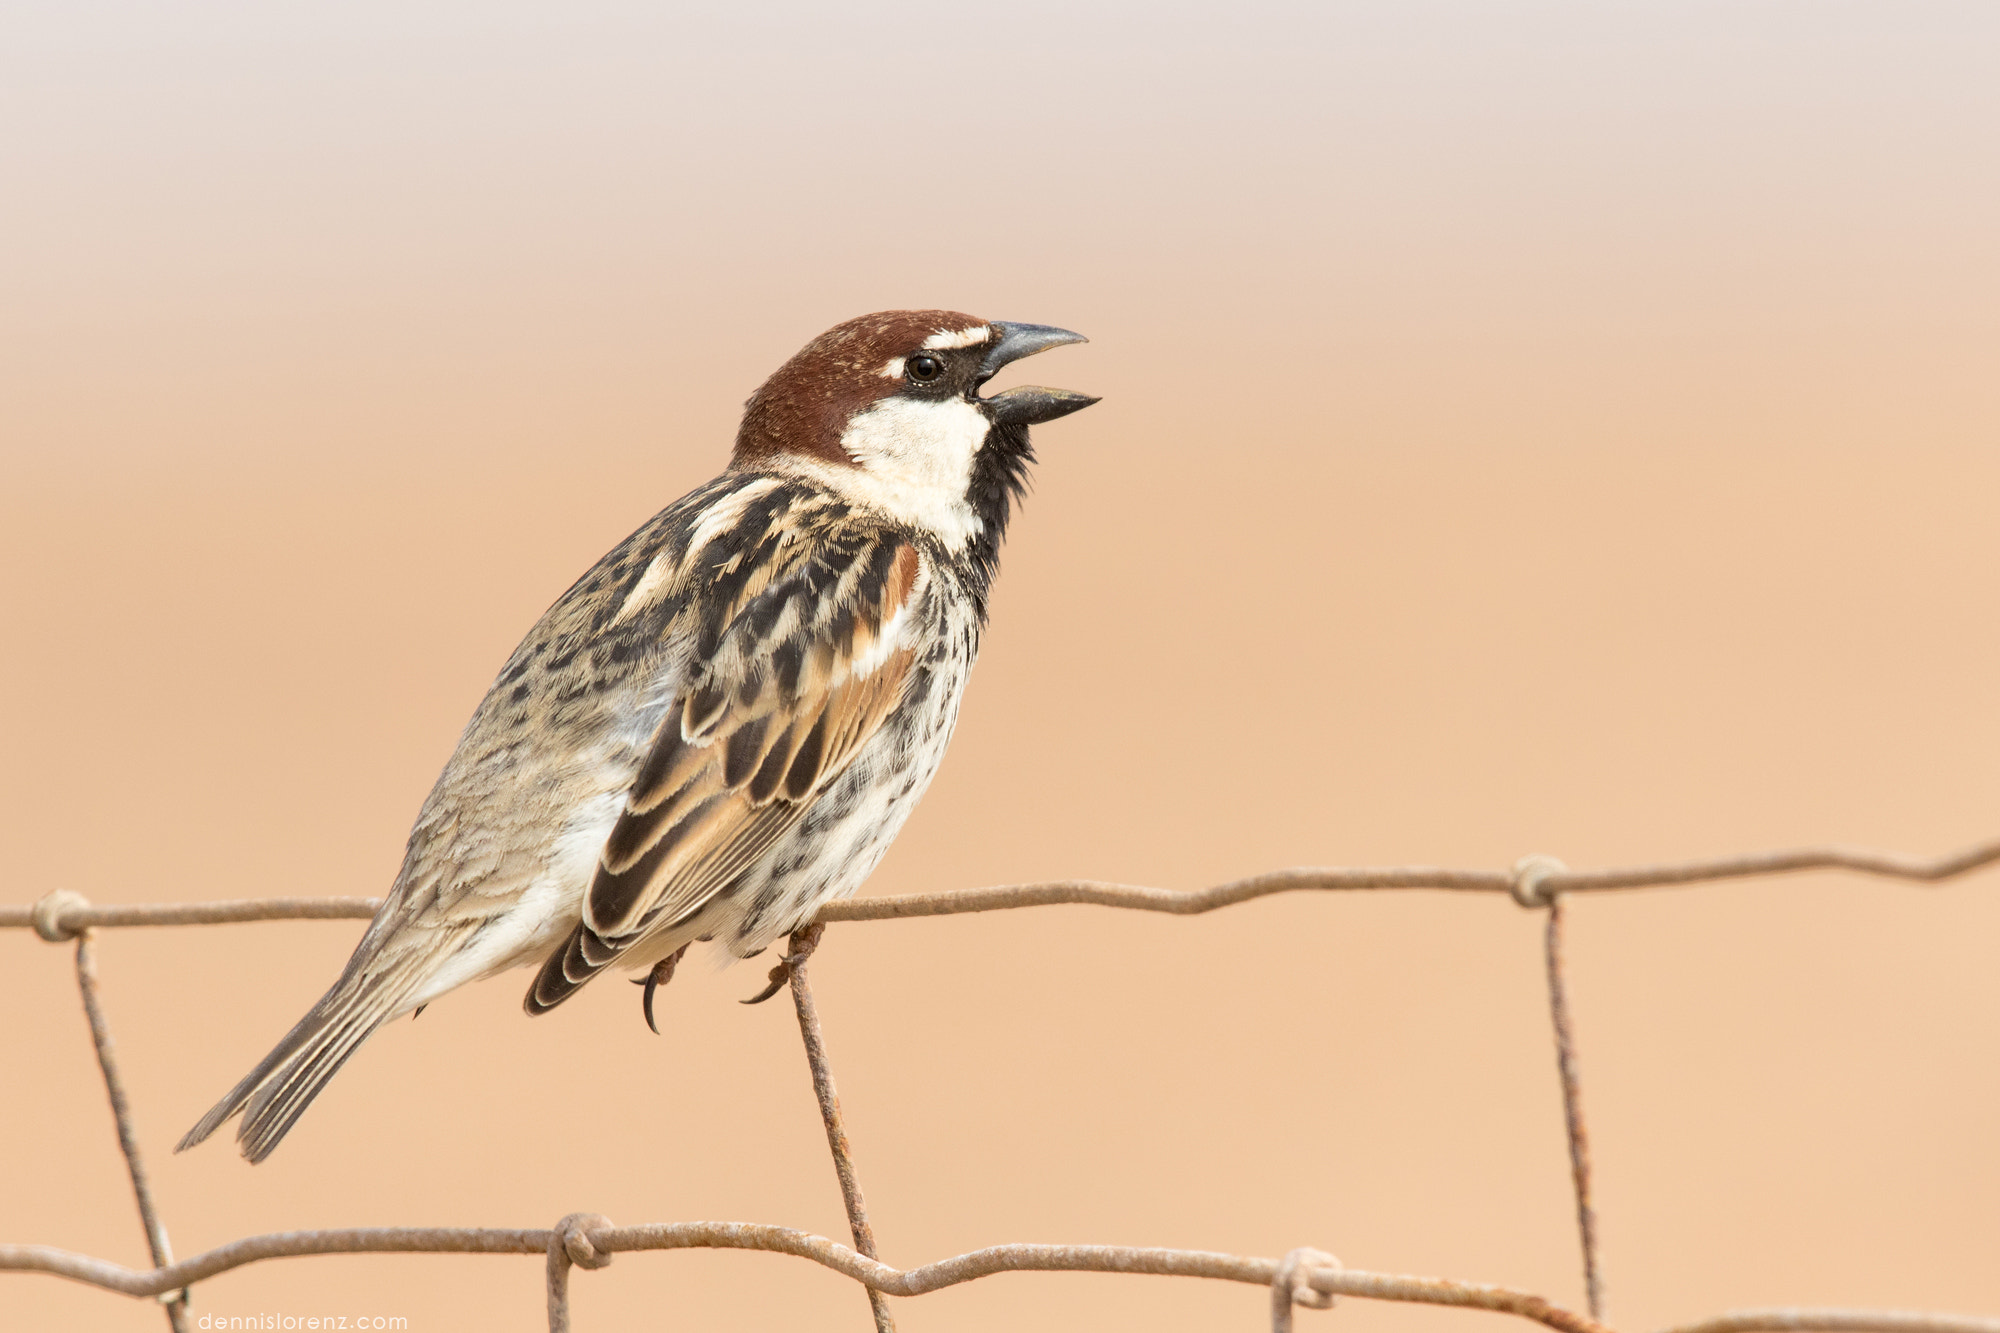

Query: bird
177,310,1096,1162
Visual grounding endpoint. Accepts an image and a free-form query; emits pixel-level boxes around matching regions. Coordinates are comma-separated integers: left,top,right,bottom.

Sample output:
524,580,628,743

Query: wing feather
525,534,923,1013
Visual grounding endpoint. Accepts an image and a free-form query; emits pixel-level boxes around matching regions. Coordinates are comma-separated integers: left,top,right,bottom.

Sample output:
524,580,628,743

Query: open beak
976,322,1100,427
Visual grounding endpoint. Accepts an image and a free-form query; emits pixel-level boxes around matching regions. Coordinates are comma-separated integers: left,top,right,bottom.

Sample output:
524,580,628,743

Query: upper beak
976,322,1099,427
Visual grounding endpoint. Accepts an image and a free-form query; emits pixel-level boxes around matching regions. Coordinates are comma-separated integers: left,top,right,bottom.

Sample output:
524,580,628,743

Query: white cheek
832,397,991,547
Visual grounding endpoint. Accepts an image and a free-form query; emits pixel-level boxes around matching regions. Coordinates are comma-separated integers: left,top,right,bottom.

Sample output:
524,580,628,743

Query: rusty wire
9,1222,2000,1333
7,836,1999,937
1542,893,1606,1321
71,931,191,1333
1655,1314,2000,1333
1271,1247,1340,1333
544,1212,614,1333
781,923,897,1333
7,834,2000,1332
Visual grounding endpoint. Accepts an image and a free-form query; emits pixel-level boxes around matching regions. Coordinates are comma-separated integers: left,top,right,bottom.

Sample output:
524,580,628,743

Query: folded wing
526,533,922,1012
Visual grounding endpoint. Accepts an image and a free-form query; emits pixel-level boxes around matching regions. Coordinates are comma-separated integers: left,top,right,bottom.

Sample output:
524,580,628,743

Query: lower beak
976,322,1099,426
984,385,1100,427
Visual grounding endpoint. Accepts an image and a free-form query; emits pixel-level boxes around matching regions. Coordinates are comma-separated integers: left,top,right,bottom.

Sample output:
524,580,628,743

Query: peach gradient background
5,3,2000,1330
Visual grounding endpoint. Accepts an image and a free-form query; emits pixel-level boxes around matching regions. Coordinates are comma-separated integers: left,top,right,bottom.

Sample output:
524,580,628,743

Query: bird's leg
630,943,690,1034
740,922,822,1005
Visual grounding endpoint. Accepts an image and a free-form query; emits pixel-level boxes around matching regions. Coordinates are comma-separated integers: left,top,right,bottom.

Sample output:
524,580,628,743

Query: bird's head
732,310,1096,561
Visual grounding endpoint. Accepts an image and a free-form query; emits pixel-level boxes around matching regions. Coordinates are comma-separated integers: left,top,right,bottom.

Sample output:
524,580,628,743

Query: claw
631,944,689,1034
739,923,824,1005
740,959,792,1005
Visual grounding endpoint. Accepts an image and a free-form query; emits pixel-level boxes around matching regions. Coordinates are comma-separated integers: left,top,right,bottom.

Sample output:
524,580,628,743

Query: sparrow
178,310,1095,1162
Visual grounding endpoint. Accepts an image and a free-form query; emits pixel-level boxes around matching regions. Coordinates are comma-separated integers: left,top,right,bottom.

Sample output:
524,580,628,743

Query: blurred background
5,2,1999,1329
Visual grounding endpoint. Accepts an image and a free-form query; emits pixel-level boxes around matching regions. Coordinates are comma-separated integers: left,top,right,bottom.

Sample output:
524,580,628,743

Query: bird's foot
740,923,824,1005
630,943,690,1034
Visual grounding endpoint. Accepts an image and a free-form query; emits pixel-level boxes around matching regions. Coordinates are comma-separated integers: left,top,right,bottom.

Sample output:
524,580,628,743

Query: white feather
768,397,990,548
922,326,990,350
409,789,625,1004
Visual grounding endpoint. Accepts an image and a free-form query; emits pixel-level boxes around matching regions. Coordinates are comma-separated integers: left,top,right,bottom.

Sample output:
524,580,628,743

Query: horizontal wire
1656,1313,2000,1333
8,1224,1998,1333
8,837,2000,1332
6,836,1998,934
2,896,381,930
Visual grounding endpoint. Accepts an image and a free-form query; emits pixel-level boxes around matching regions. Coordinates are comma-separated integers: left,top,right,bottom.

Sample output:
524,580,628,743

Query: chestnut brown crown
731,309,1095,468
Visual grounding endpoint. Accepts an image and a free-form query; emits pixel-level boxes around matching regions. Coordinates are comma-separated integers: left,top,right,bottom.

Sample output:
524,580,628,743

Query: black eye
906,354,943,383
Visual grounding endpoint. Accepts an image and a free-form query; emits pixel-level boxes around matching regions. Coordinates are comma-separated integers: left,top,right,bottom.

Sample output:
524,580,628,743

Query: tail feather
237,1001,394,1162
178,970,409,1162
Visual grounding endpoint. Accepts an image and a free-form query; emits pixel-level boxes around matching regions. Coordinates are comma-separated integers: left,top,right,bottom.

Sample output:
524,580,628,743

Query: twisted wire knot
31,889,90,943
1509,854,1568,909
1271,1246,1341,1331
556,1213,615,1270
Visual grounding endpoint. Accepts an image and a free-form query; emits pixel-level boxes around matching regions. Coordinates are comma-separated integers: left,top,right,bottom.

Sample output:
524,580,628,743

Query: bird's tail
177,964,411,1163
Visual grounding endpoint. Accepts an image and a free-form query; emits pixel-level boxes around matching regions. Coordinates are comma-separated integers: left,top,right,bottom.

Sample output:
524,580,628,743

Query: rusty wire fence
7,839,2000,1333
